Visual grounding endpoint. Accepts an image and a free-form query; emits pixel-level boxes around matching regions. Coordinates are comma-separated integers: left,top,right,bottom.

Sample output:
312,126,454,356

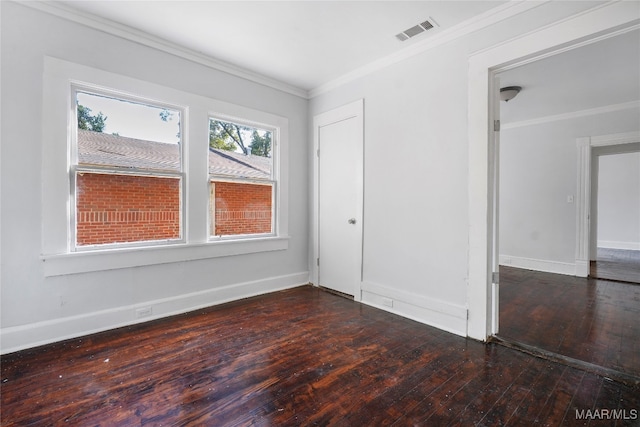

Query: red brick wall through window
76,173,181,246
212,181,273,236
75,173,273,245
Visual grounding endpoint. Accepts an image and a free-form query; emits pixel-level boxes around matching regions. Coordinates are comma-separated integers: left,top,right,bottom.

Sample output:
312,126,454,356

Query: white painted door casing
467,2,640,341
312,100,364,300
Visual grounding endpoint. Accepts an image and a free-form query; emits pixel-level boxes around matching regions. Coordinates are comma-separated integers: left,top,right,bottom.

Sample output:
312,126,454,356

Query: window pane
208,118,275,238
77,92,181,147
76,172,181,246
210,181,273,236
77,92,181,171
75,91,182,247
209,118,272,178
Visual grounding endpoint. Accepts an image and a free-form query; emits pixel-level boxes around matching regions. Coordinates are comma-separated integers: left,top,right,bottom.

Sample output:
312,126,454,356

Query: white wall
309,1,610,336
0,2,309,353
499,109,640,274
597,151,640,250
2,1,633,351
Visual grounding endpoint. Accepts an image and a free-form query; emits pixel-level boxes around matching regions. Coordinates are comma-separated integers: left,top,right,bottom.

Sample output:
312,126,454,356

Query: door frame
576,132,640,277
311,99,364,300
467,2,639,341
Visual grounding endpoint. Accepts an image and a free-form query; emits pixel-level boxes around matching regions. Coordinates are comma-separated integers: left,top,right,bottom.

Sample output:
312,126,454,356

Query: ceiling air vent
395,18,436,42
420,20,434,31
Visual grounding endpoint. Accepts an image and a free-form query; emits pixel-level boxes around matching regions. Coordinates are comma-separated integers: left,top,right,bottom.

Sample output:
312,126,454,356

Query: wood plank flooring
2,286,639,426
591,248,640,284
498,266,640,379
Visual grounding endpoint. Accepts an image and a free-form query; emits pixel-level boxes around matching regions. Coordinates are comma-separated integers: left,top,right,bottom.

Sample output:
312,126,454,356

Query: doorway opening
590,144,640,284
467,4,640,381
492,33,640,380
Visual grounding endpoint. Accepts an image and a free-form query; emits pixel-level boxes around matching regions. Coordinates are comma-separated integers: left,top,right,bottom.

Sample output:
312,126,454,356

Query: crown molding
17,0,310,99
17,0,616,102
589,130,640,147
502,100,640,130
308,0,551,98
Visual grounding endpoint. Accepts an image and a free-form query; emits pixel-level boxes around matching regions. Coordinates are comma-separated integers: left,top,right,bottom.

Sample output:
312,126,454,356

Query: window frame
41,57,289,277
70,85,187,251
207,114,278,240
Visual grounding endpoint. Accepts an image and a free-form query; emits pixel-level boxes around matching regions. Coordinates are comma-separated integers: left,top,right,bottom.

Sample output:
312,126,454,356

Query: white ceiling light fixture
500,86,522,102
395,19,436,41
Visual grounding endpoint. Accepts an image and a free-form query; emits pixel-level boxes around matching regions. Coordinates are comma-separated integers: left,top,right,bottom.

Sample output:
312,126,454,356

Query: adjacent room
496,28,640,379
2,1,639,425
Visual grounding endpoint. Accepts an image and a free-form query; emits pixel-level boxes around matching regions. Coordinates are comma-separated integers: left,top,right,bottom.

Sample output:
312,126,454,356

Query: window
208,118,275,238
72,90,183,249
42,57,289,276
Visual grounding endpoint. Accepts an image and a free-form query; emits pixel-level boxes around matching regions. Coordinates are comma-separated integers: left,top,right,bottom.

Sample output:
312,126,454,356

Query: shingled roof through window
78,129,271,180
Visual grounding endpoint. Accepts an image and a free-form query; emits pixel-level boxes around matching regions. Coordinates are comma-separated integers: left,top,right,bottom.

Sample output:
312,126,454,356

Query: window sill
41,236,289,277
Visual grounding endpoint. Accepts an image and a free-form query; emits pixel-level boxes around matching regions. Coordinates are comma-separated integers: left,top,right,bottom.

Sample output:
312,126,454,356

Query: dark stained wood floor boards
2,286,639,426
591,248,640,284
498,266,640,379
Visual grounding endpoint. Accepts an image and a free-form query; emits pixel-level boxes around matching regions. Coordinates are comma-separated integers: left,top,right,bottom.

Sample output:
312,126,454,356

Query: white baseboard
1,271,309,355
499,255,576,276
598,241,640,250
360,281,468,337
575,260,589,278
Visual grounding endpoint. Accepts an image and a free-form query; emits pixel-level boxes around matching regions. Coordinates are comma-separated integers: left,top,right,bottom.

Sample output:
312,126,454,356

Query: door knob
348,218,356,224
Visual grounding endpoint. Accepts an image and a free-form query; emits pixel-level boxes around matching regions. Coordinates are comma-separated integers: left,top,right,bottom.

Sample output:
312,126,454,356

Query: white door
314,100,363,298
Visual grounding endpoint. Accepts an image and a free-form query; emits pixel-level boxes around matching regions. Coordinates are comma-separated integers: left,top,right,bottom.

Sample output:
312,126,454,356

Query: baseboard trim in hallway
490,335,640,388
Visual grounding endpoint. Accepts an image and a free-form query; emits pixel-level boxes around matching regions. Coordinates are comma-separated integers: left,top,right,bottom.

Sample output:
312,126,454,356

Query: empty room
496,28,640,380
1,1,639,425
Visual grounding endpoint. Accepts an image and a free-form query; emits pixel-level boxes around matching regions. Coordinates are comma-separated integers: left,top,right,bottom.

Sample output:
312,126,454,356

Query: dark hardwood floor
498,266,640,380
2,286,639,426
591,248,640,284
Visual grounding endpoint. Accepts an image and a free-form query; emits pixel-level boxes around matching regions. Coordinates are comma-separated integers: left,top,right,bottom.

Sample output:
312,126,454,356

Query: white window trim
41,57,289,277
71,85,187,250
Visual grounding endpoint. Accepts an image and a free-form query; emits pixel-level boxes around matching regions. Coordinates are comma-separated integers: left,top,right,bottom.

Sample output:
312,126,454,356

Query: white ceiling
57,0,506,91
499,28,640,124
42,1,640,119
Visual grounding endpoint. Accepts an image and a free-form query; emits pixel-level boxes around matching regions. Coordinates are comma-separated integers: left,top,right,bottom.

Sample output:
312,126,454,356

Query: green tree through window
77,103,107,132
209,119,271,157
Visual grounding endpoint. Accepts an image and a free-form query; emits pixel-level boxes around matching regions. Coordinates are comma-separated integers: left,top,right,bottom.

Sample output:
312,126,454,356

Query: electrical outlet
135,306,153,318
382,298,393,307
